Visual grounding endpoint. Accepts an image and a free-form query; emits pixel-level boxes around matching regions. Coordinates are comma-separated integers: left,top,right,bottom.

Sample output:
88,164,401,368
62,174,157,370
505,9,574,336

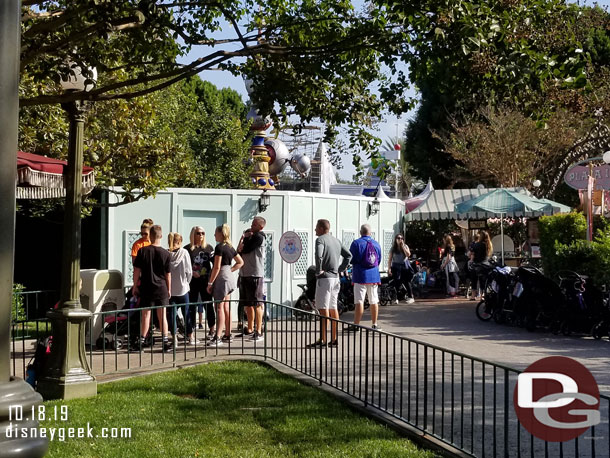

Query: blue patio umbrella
456,189,570,263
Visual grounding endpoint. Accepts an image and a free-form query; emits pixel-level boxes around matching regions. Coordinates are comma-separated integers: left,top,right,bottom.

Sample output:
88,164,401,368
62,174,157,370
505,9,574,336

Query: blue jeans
168,293,189,336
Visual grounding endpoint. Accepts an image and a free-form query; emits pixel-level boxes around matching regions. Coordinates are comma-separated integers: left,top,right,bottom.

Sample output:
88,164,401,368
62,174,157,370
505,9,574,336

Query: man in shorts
307,219,351,348
237,216,266,342
132,224,172,351
349,224,382,330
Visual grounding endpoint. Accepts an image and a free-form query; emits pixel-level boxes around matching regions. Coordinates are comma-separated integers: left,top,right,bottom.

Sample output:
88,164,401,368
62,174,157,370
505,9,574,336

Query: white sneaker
406,297,415,304
188,337,198,345
207,336,223,347
394,299,399,305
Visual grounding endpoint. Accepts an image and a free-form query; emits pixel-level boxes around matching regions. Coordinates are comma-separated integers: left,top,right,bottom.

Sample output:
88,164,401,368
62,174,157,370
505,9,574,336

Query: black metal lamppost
37,65,97,400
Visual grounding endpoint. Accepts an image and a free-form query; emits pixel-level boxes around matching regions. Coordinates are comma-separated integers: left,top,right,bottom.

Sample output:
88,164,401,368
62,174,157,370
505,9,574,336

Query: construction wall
107,188,404,306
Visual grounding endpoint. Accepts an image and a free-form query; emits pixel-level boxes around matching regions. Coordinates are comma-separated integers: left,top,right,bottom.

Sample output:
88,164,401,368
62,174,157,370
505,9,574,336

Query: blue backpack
363,240,379,268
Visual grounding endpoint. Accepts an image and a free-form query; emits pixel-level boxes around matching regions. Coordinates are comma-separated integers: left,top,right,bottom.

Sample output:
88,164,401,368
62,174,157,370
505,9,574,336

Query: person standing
131,218,154,264
167,232,192,347
207,224,243,346
470,230,493,300
132,225,172,351
237,216,267,342
184,226,215,343
440,235,460,298
307,219,352,348
387,234,415,304
349,224,382,330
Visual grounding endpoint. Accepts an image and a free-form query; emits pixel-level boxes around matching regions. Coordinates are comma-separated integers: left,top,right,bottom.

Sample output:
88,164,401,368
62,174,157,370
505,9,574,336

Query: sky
179,0,610,181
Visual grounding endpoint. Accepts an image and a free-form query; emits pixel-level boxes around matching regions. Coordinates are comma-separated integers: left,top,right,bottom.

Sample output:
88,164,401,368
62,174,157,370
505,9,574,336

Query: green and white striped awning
404,187,570,221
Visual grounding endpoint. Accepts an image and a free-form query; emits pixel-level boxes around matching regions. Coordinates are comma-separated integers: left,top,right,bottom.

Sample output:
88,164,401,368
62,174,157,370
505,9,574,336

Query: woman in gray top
387,234,415,304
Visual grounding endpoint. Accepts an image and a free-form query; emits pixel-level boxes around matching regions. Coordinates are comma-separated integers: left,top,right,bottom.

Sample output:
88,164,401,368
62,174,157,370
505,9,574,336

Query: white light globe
60,63,97,92
476,184,485,190
603,151,610,164
533,179,542,188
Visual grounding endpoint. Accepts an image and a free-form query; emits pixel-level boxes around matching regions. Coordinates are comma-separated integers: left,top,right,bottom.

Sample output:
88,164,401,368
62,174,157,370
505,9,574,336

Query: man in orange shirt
131,218,154,265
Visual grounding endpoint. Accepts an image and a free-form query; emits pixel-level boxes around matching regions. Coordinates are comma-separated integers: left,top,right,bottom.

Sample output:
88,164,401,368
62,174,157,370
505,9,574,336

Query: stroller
96,293,143,350
555,271,610,337
294,265,351,316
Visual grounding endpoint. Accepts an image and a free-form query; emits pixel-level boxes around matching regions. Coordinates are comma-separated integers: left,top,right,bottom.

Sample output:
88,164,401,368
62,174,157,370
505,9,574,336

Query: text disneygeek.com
5,423,132,441
5,405,131,441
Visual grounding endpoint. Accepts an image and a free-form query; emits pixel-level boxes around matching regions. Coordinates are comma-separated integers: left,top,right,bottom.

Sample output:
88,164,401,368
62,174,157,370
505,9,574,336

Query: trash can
80,269,125,345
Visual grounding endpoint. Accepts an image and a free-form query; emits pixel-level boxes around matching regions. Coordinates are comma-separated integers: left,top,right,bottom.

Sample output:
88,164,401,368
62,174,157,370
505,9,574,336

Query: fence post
364,328,369,407
263,302,268,361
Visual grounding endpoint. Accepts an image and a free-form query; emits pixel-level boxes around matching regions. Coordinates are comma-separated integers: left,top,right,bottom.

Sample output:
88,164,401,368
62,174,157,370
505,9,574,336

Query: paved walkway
371,296,610,392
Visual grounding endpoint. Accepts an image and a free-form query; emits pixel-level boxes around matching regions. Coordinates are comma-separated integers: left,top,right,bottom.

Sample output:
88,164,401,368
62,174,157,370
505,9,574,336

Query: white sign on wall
278,231,303,264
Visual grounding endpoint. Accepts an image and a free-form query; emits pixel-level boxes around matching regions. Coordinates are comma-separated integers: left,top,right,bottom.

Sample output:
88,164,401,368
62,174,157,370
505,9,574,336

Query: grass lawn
42,361,437,457
12,320,51,340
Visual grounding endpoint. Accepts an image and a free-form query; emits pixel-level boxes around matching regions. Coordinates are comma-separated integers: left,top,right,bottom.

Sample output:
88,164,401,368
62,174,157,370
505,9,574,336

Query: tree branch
21,13,146,67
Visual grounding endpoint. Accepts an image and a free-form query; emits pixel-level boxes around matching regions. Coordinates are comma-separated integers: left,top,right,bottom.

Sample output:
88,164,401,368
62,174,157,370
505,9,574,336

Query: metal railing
9,298,610,457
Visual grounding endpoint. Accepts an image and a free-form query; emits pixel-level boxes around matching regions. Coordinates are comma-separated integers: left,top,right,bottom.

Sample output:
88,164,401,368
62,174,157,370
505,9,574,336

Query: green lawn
42,361,437,457
11,320,51,340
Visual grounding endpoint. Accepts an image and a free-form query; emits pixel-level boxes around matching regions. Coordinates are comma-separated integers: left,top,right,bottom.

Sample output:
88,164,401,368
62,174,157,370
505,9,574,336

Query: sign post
278,231,303,307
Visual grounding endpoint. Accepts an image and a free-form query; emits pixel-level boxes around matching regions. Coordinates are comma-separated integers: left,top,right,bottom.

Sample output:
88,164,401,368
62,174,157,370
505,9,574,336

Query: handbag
448,258,459,273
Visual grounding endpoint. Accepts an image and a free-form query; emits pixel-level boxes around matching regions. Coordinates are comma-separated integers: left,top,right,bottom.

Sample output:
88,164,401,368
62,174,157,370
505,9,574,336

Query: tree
18,76,250,209
433,106,591,193
21,0,608,181
403,1,610,189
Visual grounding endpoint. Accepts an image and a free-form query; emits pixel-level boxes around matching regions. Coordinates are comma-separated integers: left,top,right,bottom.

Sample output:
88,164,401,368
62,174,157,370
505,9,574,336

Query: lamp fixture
368,197,380,217
60,62,97,92
258,189,270,212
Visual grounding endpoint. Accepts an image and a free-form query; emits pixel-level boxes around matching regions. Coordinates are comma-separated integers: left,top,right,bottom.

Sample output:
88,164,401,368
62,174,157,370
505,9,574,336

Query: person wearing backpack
349,224,382,330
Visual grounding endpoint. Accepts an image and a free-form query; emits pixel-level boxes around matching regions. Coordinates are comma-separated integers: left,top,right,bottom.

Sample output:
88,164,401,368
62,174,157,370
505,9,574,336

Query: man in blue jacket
349,224,382,330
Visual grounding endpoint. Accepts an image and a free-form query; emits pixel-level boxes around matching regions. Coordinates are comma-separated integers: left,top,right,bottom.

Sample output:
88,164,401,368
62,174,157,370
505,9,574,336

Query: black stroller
556,271,610,337
96,292,143,350
294,265,351,316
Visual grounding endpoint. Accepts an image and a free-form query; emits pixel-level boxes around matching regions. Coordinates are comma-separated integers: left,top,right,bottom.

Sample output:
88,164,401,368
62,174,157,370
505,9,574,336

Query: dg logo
514,356,601,442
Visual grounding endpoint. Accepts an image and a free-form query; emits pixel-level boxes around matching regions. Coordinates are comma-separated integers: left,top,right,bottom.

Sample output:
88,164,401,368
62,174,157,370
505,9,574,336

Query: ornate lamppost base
0,378,49,457
36,306,97,400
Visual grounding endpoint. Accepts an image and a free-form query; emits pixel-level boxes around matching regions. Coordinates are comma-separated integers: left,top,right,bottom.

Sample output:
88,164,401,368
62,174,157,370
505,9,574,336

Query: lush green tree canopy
21,0,610,188
403,1,610,193
19,76,250,210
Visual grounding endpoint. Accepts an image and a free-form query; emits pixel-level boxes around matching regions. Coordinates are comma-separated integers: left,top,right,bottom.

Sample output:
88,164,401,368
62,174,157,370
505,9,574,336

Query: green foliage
536,213,610,283
538,212,587,270
19,75,250,212
12,284,26,322
42,361,436,458
403,2,610,190
404,219,460,261
551,238,610,286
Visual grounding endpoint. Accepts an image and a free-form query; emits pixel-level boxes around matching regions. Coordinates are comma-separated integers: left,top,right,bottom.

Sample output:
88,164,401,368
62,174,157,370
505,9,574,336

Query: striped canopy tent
404,187,570,221
16,151,95,199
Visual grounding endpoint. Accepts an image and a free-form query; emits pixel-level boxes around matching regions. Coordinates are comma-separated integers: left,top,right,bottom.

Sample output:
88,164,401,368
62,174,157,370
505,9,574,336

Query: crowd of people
129,217,489,350
440,230,494,300
130,217,265,350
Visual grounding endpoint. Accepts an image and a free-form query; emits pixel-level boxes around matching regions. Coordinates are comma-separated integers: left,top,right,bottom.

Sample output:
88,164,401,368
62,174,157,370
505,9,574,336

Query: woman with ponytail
206,224,243,346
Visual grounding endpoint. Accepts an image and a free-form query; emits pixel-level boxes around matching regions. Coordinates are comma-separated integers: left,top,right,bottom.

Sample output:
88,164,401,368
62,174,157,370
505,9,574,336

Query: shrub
12,283,26,322
539,212,610,286
538,212,586,274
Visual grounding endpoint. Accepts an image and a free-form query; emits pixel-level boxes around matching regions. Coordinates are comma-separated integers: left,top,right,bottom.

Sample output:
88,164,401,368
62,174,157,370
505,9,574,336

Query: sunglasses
195,232,205,235
140,232,149,236
396,237,403,240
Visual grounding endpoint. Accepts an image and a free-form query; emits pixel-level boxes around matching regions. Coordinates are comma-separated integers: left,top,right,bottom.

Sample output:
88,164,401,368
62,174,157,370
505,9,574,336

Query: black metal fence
9,295,610,458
